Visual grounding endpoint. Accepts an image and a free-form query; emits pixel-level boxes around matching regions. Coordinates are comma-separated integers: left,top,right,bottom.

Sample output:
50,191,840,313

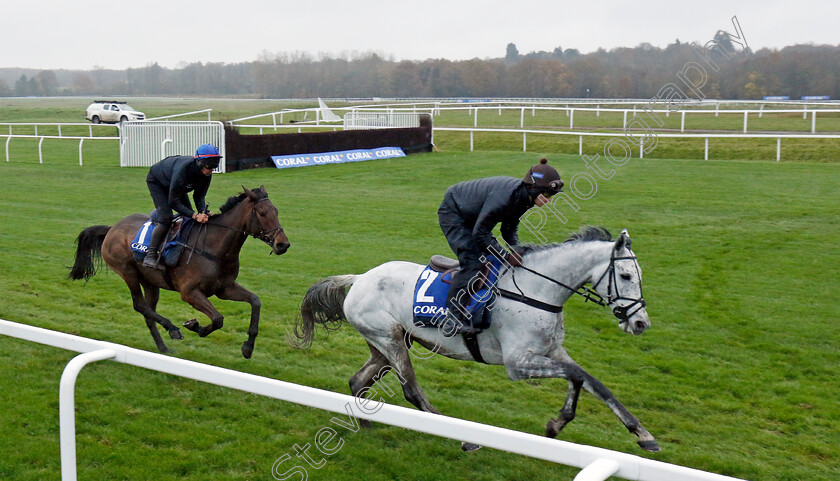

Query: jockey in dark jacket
142,144,221,269
438,158,563,334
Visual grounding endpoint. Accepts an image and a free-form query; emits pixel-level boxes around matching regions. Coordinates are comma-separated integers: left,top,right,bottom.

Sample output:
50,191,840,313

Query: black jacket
440,176,534,254
147,156,211,217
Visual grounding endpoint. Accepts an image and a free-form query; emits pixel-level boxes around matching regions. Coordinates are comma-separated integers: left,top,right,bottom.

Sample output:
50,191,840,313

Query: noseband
589,249,647,324
506,246,646,324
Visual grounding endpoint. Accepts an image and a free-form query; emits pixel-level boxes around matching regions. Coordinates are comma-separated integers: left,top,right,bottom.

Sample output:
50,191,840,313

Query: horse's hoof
545,418,563,438
169,328,183,340
637,439,660,452
461,442,482,452
183,319,199,332
241,343,253,359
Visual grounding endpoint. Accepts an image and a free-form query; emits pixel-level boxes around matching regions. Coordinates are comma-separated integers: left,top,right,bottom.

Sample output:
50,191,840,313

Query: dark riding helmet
523,158,564,195
195,144,222,170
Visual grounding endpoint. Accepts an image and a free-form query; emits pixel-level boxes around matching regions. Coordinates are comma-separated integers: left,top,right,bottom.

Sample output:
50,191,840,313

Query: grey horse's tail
294,275,358,349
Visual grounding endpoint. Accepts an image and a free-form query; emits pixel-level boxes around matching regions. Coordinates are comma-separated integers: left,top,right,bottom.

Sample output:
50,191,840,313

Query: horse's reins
503,248,646,324
183,197,282,263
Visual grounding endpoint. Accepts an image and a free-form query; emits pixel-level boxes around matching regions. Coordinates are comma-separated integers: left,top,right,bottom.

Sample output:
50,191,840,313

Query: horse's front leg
505,353,659,452
181,289,225,339
216,282,261,359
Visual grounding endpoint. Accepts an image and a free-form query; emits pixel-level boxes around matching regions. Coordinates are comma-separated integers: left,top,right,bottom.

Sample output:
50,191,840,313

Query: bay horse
69,185,290,358
296,227,659,452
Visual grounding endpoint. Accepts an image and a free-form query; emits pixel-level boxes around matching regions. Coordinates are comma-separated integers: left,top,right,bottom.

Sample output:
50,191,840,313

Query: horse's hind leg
364,331,482,451
506,352,659,452
142,283,183,340
349,342,391,428
120,276,181,352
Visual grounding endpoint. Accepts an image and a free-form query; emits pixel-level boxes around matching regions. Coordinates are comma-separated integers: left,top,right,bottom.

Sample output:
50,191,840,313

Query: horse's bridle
243,198,284,251
198,197,283,252
506,246,647,324
588,248,647,323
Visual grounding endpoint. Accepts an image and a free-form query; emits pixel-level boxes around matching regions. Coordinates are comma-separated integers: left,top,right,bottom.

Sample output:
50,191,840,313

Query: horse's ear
242,185,258,200
615,229,632,250
259,185,266,194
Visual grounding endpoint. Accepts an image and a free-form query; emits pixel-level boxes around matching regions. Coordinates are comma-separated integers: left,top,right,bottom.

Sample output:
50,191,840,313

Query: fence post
520,108,525,128
60,349,117,481
743,111,748,133
38,137,45,164
570,109,574,129
811,111,816,133
474,108,478,127
5,136,10,162
639,137,644,159
704,137,709,160
579,135,583,156
777,137,781,162
78,139,84,166
573,458,621,481
470,131,474,152
681,111,686,132
523,132,527,152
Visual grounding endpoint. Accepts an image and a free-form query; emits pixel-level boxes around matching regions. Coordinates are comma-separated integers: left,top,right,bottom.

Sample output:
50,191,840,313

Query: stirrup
142,251,165,270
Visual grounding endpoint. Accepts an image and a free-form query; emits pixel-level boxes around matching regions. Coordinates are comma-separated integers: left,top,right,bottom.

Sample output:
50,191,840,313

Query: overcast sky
1,0,835,71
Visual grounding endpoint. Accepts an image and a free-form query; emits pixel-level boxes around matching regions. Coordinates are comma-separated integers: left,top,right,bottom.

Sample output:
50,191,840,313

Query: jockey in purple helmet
437,158,564,334
141,144,221,270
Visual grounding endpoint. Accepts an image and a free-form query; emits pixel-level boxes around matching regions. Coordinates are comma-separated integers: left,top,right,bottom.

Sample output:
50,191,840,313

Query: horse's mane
518,226,613,255
218,187,267,214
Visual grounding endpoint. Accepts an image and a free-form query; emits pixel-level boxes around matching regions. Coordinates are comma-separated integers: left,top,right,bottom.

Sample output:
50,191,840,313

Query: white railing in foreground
0,319,745,481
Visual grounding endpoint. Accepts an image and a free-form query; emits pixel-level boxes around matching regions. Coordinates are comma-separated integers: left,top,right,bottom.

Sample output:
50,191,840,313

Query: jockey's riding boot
142,223,167,270
142,249,163,270
447,308,479,335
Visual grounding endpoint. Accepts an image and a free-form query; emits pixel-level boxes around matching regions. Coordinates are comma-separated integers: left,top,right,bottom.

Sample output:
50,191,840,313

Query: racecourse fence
5,99,839,165
0,318,744,481
0,122,119,165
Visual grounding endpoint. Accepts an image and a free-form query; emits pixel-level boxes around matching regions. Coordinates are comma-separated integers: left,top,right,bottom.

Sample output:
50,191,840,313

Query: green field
1,100,840,481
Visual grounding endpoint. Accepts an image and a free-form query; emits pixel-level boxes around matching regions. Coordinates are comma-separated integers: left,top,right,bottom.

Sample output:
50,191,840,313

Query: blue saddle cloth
130,217,196,266
412,255,504,330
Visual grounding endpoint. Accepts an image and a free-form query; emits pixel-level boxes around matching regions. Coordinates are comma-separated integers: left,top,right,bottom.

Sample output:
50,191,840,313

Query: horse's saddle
411,255,504,332
130,216,195,266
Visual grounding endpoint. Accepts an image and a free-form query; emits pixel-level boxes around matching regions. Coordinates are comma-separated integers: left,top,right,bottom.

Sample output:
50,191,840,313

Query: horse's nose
274,241,290,255
635,320,647,332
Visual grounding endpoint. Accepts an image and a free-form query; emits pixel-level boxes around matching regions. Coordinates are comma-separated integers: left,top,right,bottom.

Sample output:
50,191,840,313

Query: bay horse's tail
294,275,357,349
68,225,111,282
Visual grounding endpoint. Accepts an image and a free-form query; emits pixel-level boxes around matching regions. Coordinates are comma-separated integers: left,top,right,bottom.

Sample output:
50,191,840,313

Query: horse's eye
620,273,632,281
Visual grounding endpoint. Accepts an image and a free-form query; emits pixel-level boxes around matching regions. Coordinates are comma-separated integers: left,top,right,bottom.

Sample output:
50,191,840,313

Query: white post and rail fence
4,113,838,165
0,318,744,481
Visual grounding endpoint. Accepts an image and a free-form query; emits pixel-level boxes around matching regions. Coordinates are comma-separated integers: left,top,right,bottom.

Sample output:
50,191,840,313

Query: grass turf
1,147,839,480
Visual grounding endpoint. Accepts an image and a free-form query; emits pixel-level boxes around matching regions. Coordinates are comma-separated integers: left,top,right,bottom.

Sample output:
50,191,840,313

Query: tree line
1,40,838,100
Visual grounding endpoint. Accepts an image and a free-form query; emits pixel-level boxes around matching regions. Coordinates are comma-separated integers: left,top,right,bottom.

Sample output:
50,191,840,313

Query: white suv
85,101,145,124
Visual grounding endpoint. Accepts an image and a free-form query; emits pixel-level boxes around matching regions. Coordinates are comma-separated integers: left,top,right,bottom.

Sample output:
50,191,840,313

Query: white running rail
0,319,746,481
